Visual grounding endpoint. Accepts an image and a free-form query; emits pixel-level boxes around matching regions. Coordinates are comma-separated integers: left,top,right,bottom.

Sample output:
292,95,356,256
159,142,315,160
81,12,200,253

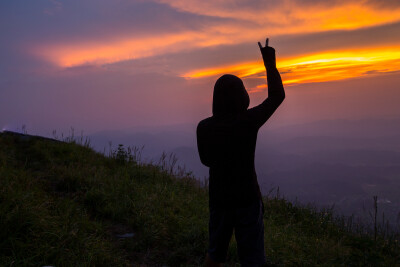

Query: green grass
0,131,399,266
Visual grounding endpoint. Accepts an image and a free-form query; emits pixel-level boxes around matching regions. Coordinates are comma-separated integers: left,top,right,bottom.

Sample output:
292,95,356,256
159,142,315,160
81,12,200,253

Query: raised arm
248,38,285,128
259,38,285,103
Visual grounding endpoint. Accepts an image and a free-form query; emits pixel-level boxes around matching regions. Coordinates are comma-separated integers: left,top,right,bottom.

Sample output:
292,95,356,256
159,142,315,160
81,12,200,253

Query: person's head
212,74,249,116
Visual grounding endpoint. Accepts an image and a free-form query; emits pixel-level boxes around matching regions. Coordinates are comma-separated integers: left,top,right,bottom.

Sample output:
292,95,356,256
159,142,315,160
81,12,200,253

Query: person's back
197,75,262,208
197,38,285,266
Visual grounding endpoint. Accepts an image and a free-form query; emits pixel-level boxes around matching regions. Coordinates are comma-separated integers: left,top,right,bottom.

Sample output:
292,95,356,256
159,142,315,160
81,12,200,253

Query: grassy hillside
0,131,399,266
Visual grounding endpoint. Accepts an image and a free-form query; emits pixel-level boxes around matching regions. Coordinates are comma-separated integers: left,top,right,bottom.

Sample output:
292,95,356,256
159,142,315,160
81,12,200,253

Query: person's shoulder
197,116,215,133
197,116,214,127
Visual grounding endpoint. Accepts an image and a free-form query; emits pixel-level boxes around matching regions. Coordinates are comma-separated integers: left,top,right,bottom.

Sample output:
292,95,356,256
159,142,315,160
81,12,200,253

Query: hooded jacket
197,71,285,208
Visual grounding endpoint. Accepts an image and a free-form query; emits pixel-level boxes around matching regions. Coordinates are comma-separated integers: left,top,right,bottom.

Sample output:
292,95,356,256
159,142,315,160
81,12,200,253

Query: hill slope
0,131,399,266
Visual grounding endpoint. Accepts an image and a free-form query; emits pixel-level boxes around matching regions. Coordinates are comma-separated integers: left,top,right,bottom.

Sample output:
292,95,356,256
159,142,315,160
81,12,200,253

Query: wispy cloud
30,0,400,70
33,24,250,67
156,0,400,31
184,46,400,89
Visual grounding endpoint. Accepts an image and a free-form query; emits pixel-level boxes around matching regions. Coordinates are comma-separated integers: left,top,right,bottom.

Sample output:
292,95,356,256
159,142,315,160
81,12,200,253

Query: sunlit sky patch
1,0,400,132
184,46,400,88
28,0,400,87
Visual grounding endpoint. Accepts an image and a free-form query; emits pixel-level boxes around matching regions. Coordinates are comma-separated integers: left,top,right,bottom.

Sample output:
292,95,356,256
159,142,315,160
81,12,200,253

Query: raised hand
258,38,276,69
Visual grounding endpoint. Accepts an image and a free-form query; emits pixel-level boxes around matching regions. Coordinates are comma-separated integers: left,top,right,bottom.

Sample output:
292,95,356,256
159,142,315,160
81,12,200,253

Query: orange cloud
183,46,400,88
34,25,247,67
157,0,400,32
33,1,400,68
35,32,195,67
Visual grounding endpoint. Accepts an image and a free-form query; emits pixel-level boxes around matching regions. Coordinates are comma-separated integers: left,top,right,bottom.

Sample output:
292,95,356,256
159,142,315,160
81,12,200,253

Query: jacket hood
212,74,250,116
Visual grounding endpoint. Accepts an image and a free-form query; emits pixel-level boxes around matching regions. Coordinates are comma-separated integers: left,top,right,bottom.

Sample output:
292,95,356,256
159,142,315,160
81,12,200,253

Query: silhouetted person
197,38,285,266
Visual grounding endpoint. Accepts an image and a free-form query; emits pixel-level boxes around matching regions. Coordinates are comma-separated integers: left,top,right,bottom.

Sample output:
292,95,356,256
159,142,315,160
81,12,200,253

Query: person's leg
207,206,234,265
234,200,266,267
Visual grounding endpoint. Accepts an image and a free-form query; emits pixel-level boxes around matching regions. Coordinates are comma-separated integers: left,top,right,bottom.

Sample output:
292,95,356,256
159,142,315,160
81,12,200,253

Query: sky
1,0,400,135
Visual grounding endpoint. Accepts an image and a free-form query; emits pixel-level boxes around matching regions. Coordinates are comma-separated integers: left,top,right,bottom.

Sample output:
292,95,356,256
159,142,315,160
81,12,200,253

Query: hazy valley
89,118,400,229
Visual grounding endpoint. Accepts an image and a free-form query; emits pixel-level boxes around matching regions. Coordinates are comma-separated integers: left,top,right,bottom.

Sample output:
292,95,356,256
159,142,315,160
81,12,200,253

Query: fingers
258,38,269,49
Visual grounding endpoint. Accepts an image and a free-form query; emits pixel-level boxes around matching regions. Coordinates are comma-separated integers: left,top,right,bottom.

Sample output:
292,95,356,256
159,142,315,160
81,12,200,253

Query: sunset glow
158,0,400,31
36,32,199,67
2,0,400,132
32,1,400,73
184,47,400,86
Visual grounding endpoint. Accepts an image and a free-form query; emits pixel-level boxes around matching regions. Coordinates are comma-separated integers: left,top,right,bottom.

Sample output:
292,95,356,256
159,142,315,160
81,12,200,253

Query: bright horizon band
183,46,400,87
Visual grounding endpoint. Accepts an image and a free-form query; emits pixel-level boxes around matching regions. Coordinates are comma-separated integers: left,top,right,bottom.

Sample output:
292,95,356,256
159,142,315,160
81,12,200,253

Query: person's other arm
247,38,285,128
196,121,212,167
